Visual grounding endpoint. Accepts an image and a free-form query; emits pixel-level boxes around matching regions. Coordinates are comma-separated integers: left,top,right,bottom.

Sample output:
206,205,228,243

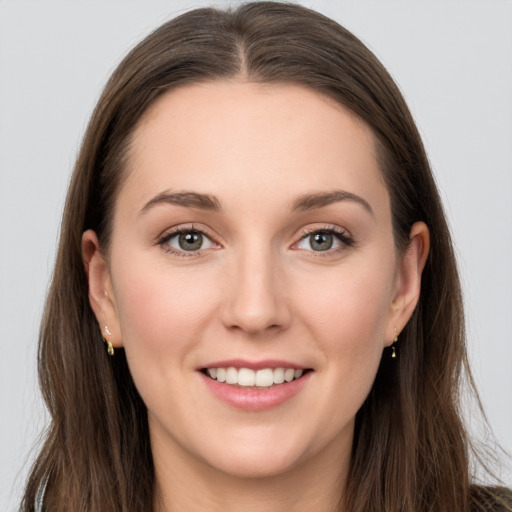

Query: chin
206,452,302,480
196,432,314,480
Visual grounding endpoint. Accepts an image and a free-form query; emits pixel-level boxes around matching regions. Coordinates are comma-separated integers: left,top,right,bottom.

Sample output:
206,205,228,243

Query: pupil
311,232,333,251
179,232,202,251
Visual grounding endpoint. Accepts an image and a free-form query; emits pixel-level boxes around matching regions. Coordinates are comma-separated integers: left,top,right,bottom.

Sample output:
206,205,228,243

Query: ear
82,229,122,348
386,221,430,344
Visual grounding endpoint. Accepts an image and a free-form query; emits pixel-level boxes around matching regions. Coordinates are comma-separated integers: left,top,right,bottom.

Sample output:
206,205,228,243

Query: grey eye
309,232,333,251
166,231,214,252
297,231,336,252
295,229,352,253
178,232,203,251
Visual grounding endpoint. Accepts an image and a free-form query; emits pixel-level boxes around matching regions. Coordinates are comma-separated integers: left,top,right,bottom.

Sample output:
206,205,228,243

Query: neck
152,434,351,512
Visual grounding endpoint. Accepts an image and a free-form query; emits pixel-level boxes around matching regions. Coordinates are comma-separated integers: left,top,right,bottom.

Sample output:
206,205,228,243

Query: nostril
220,273,292,334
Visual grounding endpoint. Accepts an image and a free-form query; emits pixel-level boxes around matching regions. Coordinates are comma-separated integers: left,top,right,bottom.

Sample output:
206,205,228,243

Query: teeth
284,368,295,382
226,367,238,384
204,367,306,388
273,367,285,384
216,368,226,383
238,367,255,386
255,368,273,387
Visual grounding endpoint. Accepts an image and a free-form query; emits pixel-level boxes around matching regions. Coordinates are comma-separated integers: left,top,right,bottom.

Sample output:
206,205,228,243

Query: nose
220,246,291,335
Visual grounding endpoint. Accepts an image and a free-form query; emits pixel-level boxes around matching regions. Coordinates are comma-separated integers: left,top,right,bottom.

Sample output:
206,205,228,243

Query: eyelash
157,225,215,257
296,225,355,253
157,224,355,257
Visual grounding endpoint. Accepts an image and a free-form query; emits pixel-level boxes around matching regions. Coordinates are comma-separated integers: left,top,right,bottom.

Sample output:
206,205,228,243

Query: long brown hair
21,3,511,511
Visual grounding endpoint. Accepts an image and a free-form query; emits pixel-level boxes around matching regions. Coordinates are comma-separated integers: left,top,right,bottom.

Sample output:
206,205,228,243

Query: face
85,81,426,482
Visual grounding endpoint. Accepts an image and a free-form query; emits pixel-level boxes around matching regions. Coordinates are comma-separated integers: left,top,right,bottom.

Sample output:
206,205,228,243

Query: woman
19,2,511,511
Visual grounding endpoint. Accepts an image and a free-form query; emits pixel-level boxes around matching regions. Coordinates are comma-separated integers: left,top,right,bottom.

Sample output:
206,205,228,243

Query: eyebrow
139,191,222,215
139,188,373,217
291,189,374,216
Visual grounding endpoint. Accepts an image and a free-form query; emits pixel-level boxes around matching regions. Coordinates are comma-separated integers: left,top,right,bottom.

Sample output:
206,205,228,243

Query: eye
160,228,217,253
303,231,335,251
295,228,354,252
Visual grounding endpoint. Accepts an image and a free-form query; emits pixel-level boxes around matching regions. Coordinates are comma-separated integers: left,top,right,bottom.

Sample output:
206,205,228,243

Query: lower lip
200,371,312,411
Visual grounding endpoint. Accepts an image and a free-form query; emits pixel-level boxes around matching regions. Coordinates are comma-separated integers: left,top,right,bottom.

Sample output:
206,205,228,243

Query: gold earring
391,327,398,358
103,326,114,356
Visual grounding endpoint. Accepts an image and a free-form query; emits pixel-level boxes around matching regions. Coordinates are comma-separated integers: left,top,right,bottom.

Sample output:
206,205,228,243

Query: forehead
120,81,389,220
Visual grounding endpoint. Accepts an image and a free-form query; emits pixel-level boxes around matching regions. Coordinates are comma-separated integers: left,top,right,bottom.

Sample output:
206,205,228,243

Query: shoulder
471,486,512,512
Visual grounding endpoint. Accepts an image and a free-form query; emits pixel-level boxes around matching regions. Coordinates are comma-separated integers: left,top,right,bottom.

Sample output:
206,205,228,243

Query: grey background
1,1,511,510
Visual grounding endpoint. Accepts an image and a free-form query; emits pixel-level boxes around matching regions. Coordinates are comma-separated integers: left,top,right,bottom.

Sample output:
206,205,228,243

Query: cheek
296,254,395,376
109,256,225,422
111,256,218,361
303,264,393,338
300,265,394,427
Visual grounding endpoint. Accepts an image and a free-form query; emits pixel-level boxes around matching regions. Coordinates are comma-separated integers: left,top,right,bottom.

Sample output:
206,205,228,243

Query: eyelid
292,225,355,252
157,224,221,256
155,223,354,256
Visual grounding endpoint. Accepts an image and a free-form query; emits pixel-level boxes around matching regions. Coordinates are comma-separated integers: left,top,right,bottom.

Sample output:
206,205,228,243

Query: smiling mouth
201,367,311,388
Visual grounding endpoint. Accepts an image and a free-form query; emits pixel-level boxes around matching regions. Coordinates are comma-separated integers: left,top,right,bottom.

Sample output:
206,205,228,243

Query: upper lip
199,359,310,371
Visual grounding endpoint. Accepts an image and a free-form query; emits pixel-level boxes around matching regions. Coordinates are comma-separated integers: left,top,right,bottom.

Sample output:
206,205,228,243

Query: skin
83,81,429,512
